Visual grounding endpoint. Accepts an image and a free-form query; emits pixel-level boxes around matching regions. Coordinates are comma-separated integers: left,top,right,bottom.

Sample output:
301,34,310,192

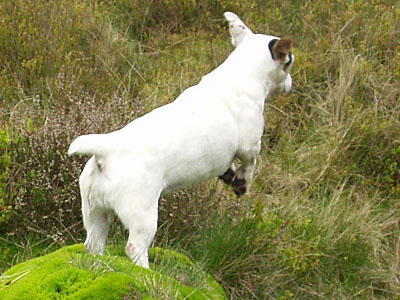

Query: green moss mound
0,244,226,300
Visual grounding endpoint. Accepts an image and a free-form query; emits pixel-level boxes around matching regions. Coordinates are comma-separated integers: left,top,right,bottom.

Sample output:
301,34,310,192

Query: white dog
68,12,294,269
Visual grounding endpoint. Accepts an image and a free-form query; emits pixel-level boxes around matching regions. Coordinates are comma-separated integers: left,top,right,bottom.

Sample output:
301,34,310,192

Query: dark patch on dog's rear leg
232,177,247,197
219,168,235,184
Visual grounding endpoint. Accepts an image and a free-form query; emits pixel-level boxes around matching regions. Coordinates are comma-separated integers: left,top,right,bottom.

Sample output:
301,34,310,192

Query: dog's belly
159,124,237,193
161,139,236,194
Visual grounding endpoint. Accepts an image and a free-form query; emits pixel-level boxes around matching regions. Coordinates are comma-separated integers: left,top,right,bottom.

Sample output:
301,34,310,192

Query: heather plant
0,129,13,225
1,0,400,299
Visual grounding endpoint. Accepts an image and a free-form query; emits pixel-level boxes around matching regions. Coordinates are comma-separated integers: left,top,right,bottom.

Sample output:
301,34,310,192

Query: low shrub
0,129,15,225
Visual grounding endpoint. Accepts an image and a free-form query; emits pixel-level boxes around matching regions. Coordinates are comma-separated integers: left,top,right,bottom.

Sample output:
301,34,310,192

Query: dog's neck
209,44,274,110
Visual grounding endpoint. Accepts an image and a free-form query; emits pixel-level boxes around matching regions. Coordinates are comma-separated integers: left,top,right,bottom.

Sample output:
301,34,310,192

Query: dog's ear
224,12,253,47
270,38,293,62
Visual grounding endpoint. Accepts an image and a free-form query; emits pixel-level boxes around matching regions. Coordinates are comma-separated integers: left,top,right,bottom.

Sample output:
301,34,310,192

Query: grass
0,244,226,299
1,0,400,299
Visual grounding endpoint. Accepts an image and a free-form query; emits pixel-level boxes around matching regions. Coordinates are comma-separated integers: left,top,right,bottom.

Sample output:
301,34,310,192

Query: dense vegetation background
1,0,400,298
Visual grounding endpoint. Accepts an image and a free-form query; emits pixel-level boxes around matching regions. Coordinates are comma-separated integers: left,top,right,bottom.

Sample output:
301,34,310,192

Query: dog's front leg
231,141,261,197
219,163,236,184
219,155,257,197
231,156,256,197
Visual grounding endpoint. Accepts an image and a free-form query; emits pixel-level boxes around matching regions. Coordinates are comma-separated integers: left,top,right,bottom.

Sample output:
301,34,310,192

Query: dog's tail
68,134,112,158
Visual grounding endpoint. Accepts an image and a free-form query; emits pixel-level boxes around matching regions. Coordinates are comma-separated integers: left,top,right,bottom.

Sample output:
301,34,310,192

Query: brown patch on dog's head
272,38,293,61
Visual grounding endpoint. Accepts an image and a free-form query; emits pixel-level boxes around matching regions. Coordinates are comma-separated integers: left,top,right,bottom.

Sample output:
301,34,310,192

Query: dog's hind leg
79,158,113,255
116,186,161,269
82,202,113,255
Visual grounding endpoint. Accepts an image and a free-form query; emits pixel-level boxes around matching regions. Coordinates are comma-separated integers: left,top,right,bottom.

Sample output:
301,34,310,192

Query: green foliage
0,244,226,300
183,203,318,297
0,129,12,224
0,128,26,227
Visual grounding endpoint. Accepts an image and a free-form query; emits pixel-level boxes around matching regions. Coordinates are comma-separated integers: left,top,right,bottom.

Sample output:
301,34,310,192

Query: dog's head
224,12,294,93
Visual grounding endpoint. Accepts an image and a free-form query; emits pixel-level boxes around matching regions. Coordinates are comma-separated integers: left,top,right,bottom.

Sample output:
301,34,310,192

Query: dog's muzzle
281,74,292,93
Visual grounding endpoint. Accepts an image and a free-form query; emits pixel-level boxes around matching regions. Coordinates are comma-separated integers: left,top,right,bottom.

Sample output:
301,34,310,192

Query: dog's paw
232,177,247,197
219,168,236,184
